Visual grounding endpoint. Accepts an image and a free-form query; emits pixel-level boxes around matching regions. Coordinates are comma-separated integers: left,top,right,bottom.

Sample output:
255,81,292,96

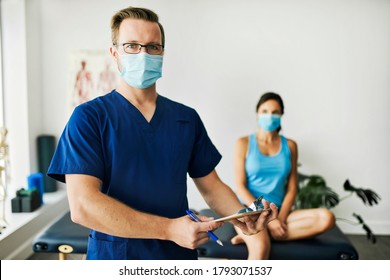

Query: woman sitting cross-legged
231,92,335,260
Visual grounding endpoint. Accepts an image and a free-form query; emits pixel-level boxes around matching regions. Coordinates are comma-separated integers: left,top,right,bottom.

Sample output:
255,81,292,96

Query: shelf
0,185,69,259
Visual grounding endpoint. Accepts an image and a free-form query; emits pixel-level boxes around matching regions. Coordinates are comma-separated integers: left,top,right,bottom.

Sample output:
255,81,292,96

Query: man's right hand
166,215,224,250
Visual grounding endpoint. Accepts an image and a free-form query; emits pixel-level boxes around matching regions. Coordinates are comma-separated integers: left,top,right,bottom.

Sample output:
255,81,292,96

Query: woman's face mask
258,114,281,131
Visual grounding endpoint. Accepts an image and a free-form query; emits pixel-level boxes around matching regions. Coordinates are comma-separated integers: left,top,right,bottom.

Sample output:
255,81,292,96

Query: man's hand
166,214,224,250
230,199,278,235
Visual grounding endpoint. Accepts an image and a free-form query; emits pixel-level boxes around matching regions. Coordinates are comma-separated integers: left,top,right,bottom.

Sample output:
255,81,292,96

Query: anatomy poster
68,50,118,111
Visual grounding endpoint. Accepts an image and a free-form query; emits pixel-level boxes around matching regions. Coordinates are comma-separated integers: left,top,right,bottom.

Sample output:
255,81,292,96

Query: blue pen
186,210,223,246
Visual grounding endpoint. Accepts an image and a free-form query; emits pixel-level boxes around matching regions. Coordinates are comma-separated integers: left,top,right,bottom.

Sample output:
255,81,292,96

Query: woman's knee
317,208,336,231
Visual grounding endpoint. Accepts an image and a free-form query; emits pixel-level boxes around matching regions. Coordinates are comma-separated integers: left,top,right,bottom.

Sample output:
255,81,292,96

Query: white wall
1,0,31,190
3,0,390,234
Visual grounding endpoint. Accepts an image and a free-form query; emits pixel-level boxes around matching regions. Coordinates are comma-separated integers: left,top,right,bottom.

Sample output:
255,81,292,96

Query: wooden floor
346,234,390,260
27,234,390,260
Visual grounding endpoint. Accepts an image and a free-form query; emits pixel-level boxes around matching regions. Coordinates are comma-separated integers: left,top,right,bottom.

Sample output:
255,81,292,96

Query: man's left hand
230,199,278,235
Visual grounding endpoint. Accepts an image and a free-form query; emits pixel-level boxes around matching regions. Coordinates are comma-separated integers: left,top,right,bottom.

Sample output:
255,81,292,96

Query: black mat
197,209,359,260
32,210,359,260
32,211,89,255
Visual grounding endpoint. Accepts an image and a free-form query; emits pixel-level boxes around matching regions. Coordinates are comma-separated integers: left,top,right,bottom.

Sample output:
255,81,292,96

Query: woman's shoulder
235,135,251,156
282,136,298,152
236,135,251,145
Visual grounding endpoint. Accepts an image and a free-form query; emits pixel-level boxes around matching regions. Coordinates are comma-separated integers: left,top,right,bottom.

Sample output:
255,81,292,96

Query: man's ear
110,47,118,61
110,47,121,72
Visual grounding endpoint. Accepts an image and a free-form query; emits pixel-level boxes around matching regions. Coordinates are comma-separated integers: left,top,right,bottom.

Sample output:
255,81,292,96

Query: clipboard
213,208,271,222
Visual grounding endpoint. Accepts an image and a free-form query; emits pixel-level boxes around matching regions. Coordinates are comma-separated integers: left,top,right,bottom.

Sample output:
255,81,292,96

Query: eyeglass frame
114,42,165,55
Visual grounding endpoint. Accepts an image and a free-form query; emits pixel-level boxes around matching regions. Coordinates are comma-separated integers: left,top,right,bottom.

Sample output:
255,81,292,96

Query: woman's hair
111,6,165,46
256,92,284,114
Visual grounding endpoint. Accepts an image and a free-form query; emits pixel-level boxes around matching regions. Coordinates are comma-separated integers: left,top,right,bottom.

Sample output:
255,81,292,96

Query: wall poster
68,50,119,111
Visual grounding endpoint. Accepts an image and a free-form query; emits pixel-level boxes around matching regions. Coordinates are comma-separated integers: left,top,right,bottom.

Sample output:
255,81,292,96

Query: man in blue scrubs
48,6,278,260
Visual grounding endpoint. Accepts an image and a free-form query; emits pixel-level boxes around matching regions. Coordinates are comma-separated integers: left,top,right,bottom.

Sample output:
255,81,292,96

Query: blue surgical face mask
258,114,281,131
120,52,163,89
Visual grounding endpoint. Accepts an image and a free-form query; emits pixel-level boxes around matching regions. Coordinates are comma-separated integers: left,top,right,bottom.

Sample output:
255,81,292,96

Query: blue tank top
245,134,291,208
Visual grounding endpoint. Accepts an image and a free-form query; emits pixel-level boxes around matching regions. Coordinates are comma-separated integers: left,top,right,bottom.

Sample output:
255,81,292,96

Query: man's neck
117,81,157,104
116,81,158,122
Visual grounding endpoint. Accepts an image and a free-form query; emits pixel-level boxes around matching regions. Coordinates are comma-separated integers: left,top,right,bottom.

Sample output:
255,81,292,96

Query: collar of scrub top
237,195,265,214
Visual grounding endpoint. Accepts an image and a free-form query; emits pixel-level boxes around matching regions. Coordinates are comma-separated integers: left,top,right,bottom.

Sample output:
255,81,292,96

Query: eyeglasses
115,42,164,55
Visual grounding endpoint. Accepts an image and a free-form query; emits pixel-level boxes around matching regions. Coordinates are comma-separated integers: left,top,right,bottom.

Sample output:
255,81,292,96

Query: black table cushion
32,211,89,254
196,209,359,260
32,209,359,260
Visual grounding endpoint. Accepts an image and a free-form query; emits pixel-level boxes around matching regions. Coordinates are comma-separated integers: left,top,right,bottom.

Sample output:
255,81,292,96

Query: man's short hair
111,6,165,46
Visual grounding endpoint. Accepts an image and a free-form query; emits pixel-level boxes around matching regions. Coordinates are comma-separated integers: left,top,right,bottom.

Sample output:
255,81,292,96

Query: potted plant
295,173,381,243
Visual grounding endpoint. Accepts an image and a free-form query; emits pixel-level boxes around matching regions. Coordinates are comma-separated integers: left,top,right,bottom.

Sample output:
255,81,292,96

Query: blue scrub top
48,90,222,260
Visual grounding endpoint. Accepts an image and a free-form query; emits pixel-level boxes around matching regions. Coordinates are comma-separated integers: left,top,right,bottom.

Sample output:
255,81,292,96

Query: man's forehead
118,18,161,41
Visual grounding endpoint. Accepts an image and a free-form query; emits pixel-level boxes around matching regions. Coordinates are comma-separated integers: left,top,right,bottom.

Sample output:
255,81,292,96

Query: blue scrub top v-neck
48,90,222,259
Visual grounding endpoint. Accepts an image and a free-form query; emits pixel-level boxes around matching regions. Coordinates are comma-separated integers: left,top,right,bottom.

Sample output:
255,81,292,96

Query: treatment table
32,210,358,260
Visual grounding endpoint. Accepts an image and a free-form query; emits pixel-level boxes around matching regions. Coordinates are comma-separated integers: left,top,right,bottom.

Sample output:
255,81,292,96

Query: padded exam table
33,212,89,260
32,210,358,260
197,209,358,260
